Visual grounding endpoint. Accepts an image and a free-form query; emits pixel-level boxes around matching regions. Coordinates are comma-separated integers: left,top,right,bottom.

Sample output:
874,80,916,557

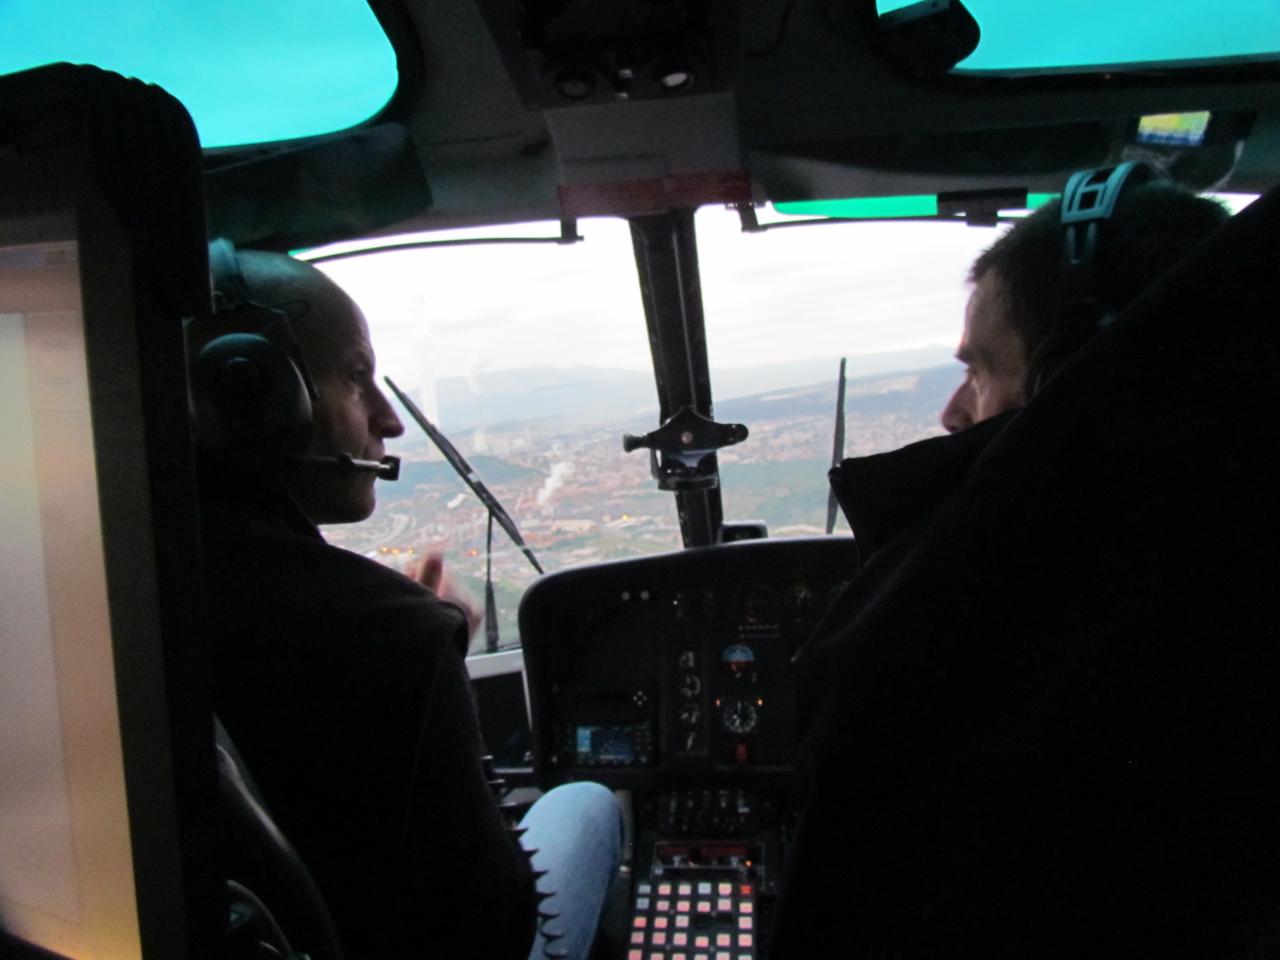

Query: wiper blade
384,376,544,575
825,357,847,536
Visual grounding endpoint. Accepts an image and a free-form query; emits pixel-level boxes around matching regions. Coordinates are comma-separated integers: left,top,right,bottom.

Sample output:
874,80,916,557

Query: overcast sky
310,207,1002,403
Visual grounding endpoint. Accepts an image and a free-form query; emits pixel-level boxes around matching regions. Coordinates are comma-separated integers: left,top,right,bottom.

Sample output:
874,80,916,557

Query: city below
324,358,962,650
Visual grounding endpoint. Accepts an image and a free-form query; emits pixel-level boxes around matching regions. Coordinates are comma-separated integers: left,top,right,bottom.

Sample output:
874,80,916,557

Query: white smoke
537,460,574,507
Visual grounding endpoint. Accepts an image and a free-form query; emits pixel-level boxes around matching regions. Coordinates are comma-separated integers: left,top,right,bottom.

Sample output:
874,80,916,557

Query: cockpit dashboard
521,536,857,792
520,536,858,956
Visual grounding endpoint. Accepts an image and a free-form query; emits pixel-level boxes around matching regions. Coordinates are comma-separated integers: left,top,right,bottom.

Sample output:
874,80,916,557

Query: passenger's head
207,249,404,523
940,182,1229,432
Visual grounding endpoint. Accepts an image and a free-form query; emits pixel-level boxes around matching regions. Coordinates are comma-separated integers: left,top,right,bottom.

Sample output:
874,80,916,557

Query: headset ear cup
191,332,313,461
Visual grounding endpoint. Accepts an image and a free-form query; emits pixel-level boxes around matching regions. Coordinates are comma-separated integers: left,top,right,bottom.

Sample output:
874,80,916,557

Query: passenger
769,181,1280,957
191,244,621,960
827,182,1229,562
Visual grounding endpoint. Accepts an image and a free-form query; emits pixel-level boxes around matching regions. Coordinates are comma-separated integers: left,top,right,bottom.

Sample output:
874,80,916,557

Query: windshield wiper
384,376,543,576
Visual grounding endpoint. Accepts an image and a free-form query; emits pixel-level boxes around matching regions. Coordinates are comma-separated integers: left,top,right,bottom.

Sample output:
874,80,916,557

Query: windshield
310,220,678,652
307,209,1000,650
696,208,1000,535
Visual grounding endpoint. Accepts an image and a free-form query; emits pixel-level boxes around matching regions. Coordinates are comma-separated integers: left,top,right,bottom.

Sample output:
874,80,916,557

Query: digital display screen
1136,111,1211,147
575,724,646,765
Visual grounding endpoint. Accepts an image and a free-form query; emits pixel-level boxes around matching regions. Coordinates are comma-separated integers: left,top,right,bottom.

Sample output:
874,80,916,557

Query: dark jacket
771,188,1280,958
202,487,537,959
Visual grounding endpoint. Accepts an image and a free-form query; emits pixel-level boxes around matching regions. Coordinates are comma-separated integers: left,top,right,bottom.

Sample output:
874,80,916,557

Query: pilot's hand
410,551,482,637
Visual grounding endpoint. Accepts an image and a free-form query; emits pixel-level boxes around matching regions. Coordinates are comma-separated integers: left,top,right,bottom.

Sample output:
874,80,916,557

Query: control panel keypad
627,878,757,960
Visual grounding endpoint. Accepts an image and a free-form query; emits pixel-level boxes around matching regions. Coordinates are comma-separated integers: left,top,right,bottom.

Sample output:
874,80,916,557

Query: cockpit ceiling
13,0,1276,245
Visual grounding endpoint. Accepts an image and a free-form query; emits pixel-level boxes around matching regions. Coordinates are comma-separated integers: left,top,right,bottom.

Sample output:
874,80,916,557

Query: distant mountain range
717,364,961,425
427,345,957,431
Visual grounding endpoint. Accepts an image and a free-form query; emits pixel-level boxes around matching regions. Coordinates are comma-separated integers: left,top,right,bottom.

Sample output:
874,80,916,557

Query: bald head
206,248,404,523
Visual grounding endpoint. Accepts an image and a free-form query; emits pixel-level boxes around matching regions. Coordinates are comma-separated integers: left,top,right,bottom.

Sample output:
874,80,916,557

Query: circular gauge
678,703,701,726
679,673,702,698
721,643,755,674
784,583,814,616
721,698,759,735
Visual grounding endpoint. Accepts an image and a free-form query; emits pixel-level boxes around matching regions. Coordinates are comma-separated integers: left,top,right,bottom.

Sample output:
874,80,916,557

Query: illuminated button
677,900,691,913
627,951,642,960
739,901,753,914
654,917,669,930
717,952,732,960
673,955,687,960
739,884,753,896
694,954,709,960
636,897,650,910
633,916,648,928
674,933,688,946
738,916,753,930
717,933,731,947
630,931,644,945
651,953,664,960
676,915,690,928
656,900,670,912
697,881,712,895
695,935,710,948
697,901,712,914
638,883,652,895
653,932,667,946
659,883,673,896
739,933,754,948
717,898,732,912
717,882,732,896
678,882,693,896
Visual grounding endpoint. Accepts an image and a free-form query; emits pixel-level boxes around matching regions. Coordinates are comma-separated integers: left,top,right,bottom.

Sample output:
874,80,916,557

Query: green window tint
0,0,397,147
877,0,1280,72
773,194,1058,219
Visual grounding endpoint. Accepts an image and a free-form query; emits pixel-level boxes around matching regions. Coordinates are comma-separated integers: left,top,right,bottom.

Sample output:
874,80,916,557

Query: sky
310,207,1000,401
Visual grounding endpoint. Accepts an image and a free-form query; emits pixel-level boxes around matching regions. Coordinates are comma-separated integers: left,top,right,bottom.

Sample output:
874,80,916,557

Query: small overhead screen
0,234,140,956
1136,110,1212,148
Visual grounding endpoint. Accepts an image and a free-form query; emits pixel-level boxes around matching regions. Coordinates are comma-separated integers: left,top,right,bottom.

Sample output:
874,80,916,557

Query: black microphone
288,453,401,480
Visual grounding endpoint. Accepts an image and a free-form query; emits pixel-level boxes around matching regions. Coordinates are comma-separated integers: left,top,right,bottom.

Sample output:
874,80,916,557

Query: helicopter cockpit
3,1,1280,957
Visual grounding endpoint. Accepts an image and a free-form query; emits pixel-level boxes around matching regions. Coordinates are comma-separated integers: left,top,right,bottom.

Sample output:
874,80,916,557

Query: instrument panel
520,537,858,789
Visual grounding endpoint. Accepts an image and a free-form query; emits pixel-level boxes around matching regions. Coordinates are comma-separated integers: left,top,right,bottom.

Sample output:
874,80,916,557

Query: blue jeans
521,782,623,960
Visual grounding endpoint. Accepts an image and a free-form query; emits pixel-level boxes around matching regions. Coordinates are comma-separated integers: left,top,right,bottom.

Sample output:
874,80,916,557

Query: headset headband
1027,161,1162,396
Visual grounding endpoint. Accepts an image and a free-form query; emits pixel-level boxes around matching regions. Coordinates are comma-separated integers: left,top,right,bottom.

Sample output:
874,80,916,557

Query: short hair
969,182,1230,361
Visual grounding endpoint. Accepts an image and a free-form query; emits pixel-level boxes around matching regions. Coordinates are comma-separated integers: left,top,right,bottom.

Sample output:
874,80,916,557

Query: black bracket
623,406,748,492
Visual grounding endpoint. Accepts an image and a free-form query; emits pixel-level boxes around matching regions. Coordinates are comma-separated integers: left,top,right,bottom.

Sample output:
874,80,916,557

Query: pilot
771,179,1277,958
191,243,621,960
940,181,1229,433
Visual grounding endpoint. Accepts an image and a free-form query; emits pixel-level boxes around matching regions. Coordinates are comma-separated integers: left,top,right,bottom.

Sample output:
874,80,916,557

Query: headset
1026,160,1162,396
189,238,399,480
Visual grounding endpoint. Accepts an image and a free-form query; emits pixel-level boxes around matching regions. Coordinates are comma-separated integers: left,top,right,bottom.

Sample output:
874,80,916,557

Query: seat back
216,717,345,960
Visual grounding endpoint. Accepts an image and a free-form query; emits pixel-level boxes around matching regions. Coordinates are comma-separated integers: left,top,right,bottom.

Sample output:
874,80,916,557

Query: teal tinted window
878,0,1280,72
0,0,397,147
